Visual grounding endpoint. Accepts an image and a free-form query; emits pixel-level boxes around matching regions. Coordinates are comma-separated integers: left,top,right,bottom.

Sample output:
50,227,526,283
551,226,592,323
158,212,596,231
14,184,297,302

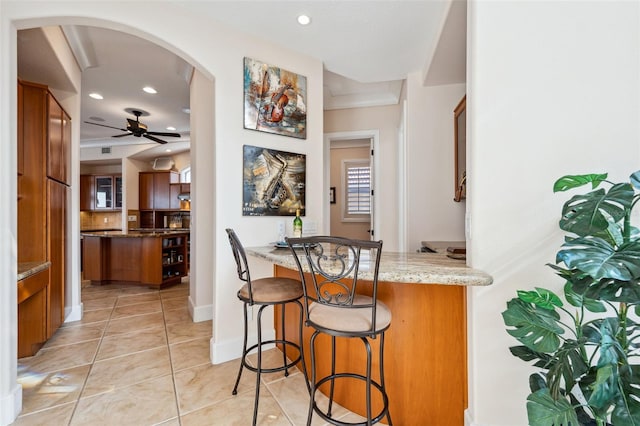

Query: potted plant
502,171,640,425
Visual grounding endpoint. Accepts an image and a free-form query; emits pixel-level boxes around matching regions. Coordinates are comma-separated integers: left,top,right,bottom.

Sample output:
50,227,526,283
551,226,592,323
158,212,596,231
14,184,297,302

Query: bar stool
287,236,392,426
225,228,307,425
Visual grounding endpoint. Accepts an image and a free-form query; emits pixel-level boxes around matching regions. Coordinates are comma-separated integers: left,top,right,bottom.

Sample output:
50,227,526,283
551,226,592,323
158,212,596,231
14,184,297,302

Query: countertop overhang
81,230,190,238
246,246,493,286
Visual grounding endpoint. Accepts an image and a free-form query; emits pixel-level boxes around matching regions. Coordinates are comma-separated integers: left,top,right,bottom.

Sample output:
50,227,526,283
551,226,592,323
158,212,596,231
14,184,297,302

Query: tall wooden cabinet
139,171,179,228
17,80,71,355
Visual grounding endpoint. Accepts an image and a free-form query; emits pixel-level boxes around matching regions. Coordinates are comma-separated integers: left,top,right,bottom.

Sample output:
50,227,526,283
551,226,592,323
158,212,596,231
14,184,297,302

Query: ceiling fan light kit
84,109,180,144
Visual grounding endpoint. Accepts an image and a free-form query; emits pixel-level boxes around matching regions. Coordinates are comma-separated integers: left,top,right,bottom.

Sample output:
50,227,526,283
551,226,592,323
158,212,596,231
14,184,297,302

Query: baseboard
465,409,482,426
210,329,276,365
188,297,212,322
63,302,83,323
0,383,22,426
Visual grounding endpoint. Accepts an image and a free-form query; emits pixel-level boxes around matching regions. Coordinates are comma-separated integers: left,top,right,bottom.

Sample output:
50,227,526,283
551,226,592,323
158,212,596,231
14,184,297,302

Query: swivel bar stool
287,236,392,426
225,228,307,425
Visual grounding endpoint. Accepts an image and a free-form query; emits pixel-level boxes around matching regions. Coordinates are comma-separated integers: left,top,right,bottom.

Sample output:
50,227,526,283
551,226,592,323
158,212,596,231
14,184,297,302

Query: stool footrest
242,339,303,374
311,373,390,426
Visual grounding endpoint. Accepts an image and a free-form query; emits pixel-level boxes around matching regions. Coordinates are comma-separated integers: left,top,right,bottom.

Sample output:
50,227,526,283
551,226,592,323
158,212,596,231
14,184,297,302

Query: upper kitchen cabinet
47,95,71,185
80,174,122,211
140,171,179,210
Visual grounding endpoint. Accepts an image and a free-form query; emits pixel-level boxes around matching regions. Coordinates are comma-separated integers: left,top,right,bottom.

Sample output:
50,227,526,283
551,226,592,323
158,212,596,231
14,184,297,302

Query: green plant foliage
503,171,640,425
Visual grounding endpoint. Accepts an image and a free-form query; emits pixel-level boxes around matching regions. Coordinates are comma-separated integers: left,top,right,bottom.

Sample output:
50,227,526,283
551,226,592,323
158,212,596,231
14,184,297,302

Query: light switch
128,215,137,222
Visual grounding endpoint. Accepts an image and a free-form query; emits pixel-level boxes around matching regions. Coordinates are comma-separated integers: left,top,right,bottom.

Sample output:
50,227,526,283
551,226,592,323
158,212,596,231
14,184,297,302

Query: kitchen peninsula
82,230,189,288
246,246,492,426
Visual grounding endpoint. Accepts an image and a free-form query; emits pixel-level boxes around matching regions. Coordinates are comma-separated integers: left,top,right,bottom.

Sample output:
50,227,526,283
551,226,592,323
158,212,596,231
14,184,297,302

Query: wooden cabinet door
153,172,174,209
47,95,64,183
47,180,66,337
94,176,113,209
170,183,180,210
80,175,94,211
18,82,47,263
18,81,24,176
114,175,123,209
139,172,154,210
61,109,71,185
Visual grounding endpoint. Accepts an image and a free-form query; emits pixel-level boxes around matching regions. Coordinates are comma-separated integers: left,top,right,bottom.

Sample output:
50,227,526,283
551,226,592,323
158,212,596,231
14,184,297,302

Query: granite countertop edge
81,230,190,238
246,246,493,287
18,261,51,281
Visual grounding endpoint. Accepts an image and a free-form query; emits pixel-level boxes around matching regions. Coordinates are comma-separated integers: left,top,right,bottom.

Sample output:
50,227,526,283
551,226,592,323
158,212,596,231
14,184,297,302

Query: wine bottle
293,209,303,238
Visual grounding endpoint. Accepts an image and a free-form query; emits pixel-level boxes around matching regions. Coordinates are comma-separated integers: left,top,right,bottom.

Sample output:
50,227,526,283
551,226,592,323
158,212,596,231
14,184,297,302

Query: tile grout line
66,284,119,426
160,287,184,426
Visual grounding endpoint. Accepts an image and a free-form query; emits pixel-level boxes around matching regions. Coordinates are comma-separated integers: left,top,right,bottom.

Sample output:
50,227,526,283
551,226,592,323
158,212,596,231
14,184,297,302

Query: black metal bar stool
225,228,307,425
287,236,392,426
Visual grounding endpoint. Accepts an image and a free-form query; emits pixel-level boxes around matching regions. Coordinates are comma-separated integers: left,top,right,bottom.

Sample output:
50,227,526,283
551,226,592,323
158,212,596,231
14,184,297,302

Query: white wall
406,77,466,251
0,2,324,424
466,1,640,425
324,104,401,250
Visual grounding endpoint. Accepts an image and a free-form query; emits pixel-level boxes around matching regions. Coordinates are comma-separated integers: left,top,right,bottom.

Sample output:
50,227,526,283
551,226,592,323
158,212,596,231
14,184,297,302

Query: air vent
101,146,111,154
153,157,175,171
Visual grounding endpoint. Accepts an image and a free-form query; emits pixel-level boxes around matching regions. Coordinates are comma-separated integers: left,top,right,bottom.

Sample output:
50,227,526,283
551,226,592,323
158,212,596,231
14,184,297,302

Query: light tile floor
12,279,367,425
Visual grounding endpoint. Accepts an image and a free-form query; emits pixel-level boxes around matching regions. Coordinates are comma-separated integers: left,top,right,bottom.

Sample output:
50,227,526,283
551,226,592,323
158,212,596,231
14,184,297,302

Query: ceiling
16,0,466,161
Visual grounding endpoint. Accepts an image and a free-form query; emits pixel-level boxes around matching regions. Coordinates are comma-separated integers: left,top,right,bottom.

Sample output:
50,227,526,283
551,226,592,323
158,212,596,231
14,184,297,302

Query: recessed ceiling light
166,126,176,131
297,14,311,25
89,93,103,100
143,86,157,94
182,107,191,114
165,148,172,153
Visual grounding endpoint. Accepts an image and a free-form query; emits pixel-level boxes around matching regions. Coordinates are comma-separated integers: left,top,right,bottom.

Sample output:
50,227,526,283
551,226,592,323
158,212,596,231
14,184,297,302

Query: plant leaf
527,388,580,426
630,170,640,190
611,364,640,425
582,277,640,304
559,183,634,238
503,298,564,353
518,288,563,309
553,173,608,192
563,280,607,312
510,345,553,368
589,319,625,410
546,339,589,400
556,237,640,281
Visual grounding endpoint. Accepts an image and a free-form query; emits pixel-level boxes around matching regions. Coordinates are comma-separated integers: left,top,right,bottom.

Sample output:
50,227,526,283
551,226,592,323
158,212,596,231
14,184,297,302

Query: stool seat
308,296,392,334
238,277,304,304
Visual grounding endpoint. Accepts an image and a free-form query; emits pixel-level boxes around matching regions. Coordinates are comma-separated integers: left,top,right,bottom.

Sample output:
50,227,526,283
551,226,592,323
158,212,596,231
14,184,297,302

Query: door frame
323,130,379,239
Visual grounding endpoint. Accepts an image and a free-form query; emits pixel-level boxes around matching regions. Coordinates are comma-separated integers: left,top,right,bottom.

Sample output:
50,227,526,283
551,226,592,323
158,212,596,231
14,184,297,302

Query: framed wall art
243,57,307,139
242,145,306,216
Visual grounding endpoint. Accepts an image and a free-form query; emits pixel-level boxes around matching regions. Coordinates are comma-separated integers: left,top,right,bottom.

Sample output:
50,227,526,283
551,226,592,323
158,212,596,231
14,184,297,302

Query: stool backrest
286,235,383,335
226,228,254,304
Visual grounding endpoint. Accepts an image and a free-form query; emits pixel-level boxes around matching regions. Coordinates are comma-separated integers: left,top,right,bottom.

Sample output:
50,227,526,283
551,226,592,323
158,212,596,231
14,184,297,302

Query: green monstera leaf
553,173,609,192
556,237,640,281
527,388,580,426
503,298,564,353
559,183,634,239
611,365,640,425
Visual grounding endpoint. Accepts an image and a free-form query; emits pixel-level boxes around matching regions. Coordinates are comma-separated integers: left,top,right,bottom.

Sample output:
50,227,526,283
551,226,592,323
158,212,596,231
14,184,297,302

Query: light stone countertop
81,230,189,238
245,246,493,287
18,261,51,281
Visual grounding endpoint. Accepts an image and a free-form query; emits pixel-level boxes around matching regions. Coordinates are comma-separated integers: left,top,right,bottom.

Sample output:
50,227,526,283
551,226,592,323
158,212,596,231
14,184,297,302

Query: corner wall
405,77,466,251
466,1,640,424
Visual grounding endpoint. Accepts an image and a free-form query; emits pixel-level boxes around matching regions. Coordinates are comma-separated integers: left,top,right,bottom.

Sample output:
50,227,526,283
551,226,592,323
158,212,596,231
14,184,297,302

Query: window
180,166,191,183
342,159,371,222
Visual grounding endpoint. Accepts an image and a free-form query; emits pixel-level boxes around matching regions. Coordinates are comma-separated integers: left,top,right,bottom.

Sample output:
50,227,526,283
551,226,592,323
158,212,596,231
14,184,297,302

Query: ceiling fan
84,110,180,144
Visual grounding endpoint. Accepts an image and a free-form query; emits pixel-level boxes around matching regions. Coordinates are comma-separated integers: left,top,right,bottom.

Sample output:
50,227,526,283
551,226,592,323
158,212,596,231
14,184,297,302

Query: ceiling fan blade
112,132,132,138
146,131,181,138
143,134,168,144
84,121,128,132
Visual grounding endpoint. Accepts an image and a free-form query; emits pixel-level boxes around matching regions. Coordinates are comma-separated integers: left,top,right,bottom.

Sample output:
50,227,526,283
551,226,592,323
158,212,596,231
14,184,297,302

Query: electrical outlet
128,215,137,222
103,217,108,223
277,221,285,241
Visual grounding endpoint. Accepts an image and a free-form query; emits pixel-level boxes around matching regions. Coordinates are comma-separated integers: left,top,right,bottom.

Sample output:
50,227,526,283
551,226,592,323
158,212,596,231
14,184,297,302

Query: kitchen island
246,246,492,426
82,230,189,288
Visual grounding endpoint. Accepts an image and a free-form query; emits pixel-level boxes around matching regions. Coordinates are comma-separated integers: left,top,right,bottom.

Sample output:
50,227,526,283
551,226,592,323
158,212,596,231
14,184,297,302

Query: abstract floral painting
243,57,307,139
242,145,306,216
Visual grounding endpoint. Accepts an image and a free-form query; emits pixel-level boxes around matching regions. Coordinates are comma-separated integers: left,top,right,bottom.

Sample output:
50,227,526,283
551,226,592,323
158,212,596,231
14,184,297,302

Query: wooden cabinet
47,180,66,336
139,171,180,228
80,174,122,211
18,81,47,263
170,183,190,210
18,80,71,355
47,95,71,185
80,174,94,211
18,267,49,358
